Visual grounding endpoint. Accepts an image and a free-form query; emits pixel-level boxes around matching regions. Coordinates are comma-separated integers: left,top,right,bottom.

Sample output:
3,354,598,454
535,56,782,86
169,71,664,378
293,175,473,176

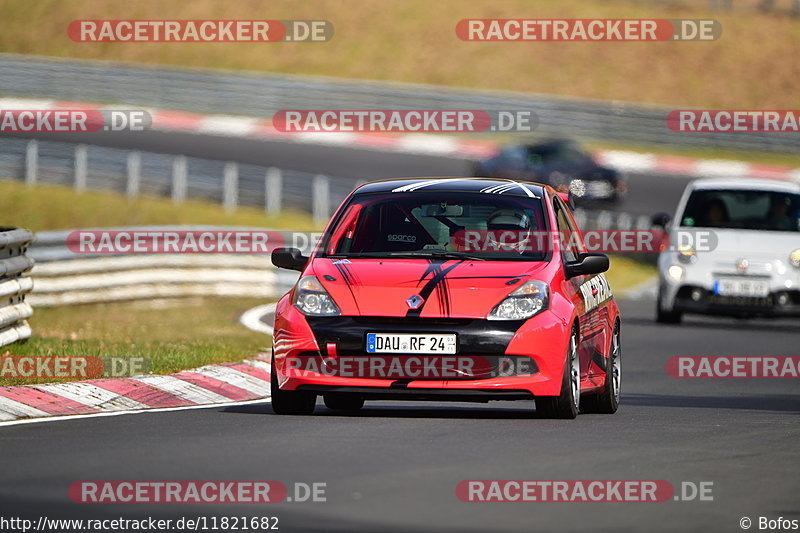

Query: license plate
366,333,457,354
713,278,770,297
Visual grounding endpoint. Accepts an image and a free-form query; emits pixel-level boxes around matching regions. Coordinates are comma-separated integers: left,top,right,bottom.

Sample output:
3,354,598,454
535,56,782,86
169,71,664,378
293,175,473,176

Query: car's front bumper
669,284,800,317
271,298,572,398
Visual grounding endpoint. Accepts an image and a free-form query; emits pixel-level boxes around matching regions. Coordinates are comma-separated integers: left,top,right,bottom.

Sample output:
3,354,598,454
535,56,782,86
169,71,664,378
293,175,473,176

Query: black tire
324,394,365,412
536,330,580,419
270,354,316,415
656,290,682,324
581,321,620,414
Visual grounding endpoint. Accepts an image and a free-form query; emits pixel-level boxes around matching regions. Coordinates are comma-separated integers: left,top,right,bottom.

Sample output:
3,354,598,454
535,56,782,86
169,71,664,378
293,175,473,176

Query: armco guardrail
0,54,796,153
0,137,355,223
27,227,301,306
0,228,35,346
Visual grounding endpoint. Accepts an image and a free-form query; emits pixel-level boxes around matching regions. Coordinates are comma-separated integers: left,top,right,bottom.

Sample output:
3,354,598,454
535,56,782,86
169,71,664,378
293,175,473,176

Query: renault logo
406,294,424,309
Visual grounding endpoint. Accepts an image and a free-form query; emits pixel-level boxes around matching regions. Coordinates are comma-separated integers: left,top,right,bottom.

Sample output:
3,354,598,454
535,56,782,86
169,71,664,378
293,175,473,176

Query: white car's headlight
667,265,685,282
487,280,549,321
790,249,800,268
292,276,341,316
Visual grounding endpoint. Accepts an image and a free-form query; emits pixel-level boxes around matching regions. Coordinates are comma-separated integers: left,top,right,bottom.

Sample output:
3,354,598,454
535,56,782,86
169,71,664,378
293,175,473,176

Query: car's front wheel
536,330,580,419
270,354,316,415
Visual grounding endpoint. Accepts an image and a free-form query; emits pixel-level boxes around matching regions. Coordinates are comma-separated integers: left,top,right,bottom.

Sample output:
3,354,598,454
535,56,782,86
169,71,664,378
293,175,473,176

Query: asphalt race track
1,297,798,533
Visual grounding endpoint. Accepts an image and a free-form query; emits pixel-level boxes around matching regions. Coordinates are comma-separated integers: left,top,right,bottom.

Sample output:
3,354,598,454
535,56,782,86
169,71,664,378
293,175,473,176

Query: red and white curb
0,356,272,426
2,96,799,182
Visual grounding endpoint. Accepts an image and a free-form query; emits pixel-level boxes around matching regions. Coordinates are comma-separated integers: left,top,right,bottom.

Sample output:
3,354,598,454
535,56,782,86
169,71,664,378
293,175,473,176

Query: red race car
270,177,621,419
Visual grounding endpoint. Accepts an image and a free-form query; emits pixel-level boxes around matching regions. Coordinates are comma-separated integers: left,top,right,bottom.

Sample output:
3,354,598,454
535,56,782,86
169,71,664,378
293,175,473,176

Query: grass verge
606,255,657,293
0,180,319,232
1,297,271,386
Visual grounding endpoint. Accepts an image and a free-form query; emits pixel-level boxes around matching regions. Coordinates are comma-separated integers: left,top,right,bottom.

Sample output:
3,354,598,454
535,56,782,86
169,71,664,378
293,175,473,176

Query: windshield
320,191,549,261
680,189,800,232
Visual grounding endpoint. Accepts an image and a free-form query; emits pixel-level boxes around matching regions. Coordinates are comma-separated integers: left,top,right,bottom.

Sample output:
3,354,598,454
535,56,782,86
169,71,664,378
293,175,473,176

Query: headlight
568,179,586,198
487,280,549,321
292,276,341,316
790,249,800,268
677,244,696,264
667,265,684,282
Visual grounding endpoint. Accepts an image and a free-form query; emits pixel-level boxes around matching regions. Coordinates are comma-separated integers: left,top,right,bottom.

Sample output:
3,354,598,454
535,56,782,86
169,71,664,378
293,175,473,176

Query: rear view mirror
565,253,610,279
556,192,576,211
271,247,309,272
425,204,465,217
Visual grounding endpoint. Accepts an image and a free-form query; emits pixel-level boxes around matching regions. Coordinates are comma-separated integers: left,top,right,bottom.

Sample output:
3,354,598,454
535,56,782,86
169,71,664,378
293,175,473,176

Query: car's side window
553,197,579,264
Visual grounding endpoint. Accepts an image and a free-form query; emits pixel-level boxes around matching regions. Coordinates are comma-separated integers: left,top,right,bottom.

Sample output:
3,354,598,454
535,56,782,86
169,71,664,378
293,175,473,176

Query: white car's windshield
680,189,800,232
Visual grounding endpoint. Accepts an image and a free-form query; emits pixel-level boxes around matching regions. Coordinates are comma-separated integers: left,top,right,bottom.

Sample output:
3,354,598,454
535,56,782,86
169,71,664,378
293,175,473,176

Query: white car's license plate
713,278,770,297
366,333,457,354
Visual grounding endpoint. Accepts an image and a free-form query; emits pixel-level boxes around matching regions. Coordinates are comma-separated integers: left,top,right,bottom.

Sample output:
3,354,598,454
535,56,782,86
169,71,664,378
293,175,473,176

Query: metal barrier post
223,162,238,212
266,167,282,215
74,144,87,192
24,140,38,185
312,175,330,224
126,151,141,198
172,155,187,204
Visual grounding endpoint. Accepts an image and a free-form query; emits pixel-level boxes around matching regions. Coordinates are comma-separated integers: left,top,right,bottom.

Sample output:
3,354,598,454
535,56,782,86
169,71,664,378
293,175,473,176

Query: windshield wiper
412,251,488,261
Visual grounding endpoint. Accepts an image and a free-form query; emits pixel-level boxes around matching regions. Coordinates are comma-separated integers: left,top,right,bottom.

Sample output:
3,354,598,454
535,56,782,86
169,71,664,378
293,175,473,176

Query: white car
654,178,800,323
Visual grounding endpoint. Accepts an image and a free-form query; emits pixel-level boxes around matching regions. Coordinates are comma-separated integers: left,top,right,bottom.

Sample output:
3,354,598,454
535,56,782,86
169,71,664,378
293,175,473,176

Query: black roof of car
354,177,547,198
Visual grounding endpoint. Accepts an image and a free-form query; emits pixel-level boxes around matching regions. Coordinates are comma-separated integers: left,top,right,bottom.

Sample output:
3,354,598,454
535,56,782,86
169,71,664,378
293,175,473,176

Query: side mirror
556,191,576,211
271,247,308,272
565,253,609,279
651,212,671,228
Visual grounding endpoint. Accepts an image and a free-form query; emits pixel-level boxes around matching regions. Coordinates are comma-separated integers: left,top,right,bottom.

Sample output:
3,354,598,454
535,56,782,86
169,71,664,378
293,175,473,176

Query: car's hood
310,258,549,318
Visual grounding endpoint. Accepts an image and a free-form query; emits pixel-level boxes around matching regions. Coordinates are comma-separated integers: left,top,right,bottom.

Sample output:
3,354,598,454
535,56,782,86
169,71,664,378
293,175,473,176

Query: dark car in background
473,139,627,204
